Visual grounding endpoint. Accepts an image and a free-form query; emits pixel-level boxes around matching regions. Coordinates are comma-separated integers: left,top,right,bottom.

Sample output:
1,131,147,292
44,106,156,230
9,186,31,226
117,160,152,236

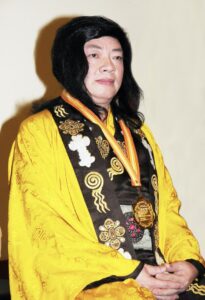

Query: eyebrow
85,44,123,52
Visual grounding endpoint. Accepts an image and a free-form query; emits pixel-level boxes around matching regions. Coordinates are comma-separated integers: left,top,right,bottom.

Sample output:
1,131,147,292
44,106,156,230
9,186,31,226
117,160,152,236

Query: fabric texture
8,108,205,299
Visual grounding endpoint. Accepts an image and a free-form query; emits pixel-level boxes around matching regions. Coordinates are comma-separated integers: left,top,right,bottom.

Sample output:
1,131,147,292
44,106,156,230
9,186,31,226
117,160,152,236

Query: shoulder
20,109,55,133
17,109,58,146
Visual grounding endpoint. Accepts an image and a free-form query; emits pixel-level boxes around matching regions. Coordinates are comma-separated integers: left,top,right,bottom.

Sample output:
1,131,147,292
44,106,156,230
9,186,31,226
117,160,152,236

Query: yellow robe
8,109,205,300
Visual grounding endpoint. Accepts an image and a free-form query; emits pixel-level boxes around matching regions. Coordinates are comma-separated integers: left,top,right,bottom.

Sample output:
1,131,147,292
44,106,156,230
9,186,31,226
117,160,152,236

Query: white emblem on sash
68,134,95,167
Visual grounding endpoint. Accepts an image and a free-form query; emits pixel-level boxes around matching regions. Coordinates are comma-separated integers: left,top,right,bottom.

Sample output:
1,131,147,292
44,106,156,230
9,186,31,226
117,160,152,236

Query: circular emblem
133,197,155,229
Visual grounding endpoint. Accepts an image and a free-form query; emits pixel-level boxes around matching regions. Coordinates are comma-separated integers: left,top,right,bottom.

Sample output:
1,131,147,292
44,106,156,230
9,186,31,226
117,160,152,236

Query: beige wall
0,0,204,259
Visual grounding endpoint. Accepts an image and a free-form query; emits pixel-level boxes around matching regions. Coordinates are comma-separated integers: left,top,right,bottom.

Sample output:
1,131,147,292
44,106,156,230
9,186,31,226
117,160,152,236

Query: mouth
96,79,114,85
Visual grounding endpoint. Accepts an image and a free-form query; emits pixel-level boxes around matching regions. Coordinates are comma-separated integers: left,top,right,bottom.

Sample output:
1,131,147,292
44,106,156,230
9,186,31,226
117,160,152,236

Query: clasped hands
136,261,198,300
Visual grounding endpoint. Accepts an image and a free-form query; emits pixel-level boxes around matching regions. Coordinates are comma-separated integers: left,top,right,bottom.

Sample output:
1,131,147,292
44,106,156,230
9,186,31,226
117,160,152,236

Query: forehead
84,36,123,51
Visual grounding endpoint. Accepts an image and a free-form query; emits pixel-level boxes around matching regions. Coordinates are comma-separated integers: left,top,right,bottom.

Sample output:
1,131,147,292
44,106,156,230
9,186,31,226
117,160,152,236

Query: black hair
52,16,144,128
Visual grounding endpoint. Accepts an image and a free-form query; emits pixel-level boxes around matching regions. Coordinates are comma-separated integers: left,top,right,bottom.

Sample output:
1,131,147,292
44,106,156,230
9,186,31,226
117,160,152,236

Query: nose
99,57,115,73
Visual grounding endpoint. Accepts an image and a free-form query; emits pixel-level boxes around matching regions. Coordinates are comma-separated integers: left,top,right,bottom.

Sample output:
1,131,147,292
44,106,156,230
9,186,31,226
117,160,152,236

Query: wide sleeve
8,112,141,300
141,124,205,267
159,165,205,265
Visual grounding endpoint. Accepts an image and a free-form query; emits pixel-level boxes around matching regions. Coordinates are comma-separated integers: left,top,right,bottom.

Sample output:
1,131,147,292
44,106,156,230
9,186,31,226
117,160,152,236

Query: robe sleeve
8,112,142,300
160,164,205,266
142,124,205,267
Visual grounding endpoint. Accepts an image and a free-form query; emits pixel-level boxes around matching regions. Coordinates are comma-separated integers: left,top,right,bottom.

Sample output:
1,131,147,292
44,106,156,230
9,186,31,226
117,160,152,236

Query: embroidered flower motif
99,218,125,250
118,248,132,259
125,212,144,243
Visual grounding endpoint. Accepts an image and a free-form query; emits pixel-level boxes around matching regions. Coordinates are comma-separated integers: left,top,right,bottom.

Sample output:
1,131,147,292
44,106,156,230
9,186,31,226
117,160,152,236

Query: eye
87,53,98,58
114,55,123,61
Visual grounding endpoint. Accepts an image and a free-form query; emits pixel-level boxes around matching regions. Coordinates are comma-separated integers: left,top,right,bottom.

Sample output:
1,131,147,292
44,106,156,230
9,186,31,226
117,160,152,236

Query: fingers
145,264,167,276
155,272,182,283
153,288,179,296
149,276,182,290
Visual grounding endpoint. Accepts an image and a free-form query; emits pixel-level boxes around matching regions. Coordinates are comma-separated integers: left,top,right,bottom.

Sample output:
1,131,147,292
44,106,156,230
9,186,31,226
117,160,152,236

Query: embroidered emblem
99,218,125,249
95,136,110,159
69,134,95,167
188,282,205,296
54,105,69,118
59,119,84,135
141,138,155,169
107,157,124,180
124,212,144,243
84,172,110,213
133,197,155,229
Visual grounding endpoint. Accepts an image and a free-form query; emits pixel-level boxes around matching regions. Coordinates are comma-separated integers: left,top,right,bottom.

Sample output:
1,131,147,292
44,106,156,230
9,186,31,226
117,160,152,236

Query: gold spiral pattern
84,172,110,213
85,172,103,190
107,157,124,181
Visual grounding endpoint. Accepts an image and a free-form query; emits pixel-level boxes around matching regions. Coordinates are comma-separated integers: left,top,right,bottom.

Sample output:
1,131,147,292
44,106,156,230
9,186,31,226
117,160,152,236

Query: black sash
48,97,159,261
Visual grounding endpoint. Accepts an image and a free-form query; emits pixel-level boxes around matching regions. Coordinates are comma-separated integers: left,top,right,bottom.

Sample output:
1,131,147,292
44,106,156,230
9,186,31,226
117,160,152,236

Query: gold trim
188,282,205,296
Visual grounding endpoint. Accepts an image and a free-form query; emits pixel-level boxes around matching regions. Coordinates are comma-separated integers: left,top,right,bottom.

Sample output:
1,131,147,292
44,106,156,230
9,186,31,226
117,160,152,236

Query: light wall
0,0,205,259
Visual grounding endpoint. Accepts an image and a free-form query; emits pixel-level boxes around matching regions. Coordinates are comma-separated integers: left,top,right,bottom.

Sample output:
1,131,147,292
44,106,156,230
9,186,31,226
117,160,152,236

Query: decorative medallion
133,197,155,229
59,119,84,135
84,172,110,213
99,218,126,250
54,105,69,118
107,157,124,180
68,134,95,168
95,136,110,159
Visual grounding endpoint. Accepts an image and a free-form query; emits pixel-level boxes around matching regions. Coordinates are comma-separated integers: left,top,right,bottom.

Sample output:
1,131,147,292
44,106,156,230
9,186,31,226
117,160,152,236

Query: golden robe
8,109,205,299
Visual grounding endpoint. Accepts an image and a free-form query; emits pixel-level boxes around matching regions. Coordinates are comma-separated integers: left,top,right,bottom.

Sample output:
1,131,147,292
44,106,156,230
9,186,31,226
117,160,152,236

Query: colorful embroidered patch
124,212,144,243
99,218,125,249
84,172,110,213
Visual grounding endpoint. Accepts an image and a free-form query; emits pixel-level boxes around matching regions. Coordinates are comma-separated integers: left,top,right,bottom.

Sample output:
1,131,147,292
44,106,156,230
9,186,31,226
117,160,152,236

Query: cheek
118,65,124,83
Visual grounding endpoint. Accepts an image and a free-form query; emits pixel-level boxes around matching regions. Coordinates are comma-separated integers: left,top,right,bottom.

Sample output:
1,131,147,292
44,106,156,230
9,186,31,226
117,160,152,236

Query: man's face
84,36,124,109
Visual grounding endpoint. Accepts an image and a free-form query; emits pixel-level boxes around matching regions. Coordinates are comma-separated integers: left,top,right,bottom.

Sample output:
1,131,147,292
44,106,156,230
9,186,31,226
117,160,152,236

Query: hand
153,261,198,298
136,264,181,299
